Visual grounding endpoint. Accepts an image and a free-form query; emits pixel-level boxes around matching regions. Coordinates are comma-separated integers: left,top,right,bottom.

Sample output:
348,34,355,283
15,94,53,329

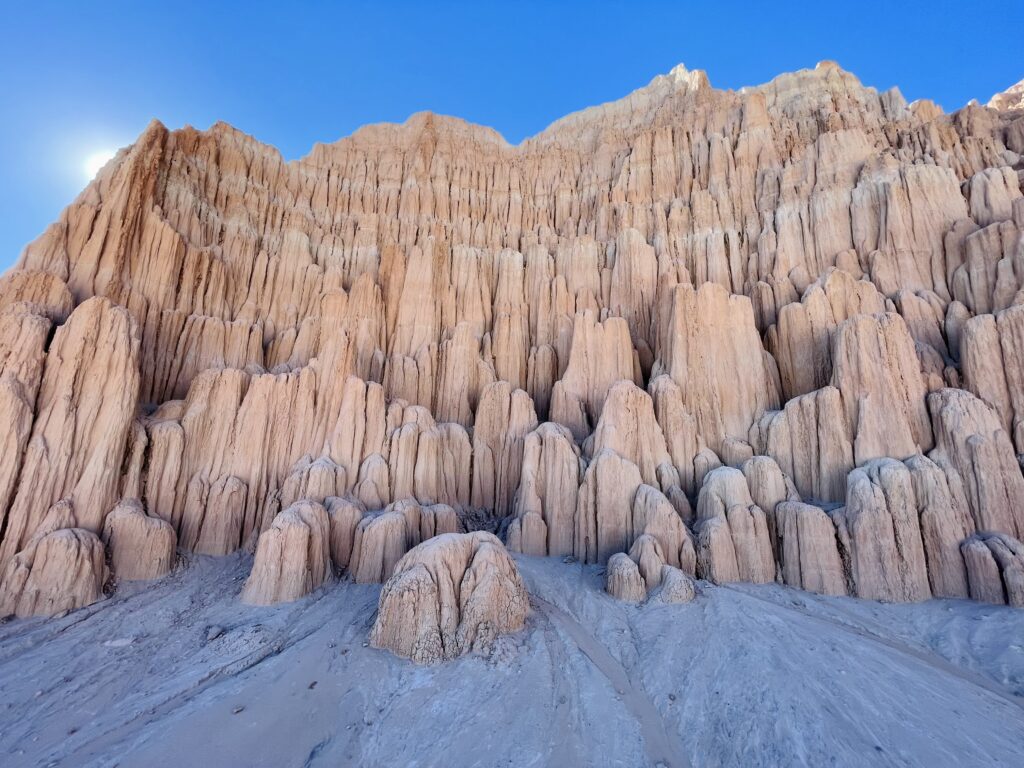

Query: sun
83,148,117,180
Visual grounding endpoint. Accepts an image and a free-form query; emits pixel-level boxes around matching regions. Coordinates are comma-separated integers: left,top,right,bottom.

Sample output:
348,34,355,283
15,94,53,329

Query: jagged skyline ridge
4,0,1024,265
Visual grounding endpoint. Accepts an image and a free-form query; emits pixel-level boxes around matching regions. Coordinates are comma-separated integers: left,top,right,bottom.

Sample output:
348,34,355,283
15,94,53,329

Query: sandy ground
1,553,1023,768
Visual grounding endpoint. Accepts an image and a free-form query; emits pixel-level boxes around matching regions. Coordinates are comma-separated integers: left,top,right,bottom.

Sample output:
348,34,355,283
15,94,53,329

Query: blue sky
2,0,1022,270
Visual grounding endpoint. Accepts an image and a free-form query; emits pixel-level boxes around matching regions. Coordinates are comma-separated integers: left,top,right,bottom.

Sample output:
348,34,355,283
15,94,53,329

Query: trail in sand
532,595,692,768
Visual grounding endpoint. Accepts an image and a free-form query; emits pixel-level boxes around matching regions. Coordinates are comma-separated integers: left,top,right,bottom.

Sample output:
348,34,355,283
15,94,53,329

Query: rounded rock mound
369,531,529,664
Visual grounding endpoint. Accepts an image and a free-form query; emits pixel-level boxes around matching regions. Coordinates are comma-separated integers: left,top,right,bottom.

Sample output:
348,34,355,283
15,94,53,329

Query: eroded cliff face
2,62,1024,622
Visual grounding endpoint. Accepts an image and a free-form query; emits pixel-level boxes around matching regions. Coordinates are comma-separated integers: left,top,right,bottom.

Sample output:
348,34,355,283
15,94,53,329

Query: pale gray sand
1,553,1023,768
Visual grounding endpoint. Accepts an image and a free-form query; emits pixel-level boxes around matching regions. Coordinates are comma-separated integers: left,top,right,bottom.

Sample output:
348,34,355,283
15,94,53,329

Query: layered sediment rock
3,62,1024,618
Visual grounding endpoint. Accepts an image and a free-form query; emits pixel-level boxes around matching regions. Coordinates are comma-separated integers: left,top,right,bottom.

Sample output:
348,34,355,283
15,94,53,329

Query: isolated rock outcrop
0,504,108,618
606,542,698,603
606,552,647,602
241,501,332,605
369,532,529,663
658,565,698,603
102,499,177,581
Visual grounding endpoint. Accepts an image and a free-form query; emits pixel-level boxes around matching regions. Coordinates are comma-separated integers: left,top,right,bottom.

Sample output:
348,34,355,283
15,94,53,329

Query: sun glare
83,148,117,180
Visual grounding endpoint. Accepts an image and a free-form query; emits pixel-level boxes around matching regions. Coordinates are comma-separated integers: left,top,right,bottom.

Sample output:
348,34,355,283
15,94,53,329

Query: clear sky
2,0,1022,270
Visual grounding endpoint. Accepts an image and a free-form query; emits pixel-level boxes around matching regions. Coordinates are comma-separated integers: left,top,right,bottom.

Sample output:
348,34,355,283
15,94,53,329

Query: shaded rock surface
102,498,177,581
961,532,1024,607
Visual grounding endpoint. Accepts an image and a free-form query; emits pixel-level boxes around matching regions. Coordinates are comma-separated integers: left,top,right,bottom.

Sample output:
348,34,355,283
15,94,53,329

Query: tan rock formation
550,313,640,439
928,388,1024,539
988,78,1024,112
694,467,775,584
0,303,52,540
324,496,366,570
904,454,972,598
508,422,582,557
750,386,854,502
960,304,1024,452
628,534,667,590
605,552,646,602
5,61,1024,615
586,380,676,489
648,375,702,494
349,511,409,584
631,484,697,575
653,283,781,455
369,532,528,663
657,565,698,603
241,501,333,605
832,460,931,602
741,455,800,551
776,501,847,596
574,449,643,564
0,297,140,568
961,533,1024,607
280,455,348,508
471,381,538,517
0,270,74,322
346,499,464,584
830,312,933,464
768,268,886,400
0,502,108,618
102,499,177,581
